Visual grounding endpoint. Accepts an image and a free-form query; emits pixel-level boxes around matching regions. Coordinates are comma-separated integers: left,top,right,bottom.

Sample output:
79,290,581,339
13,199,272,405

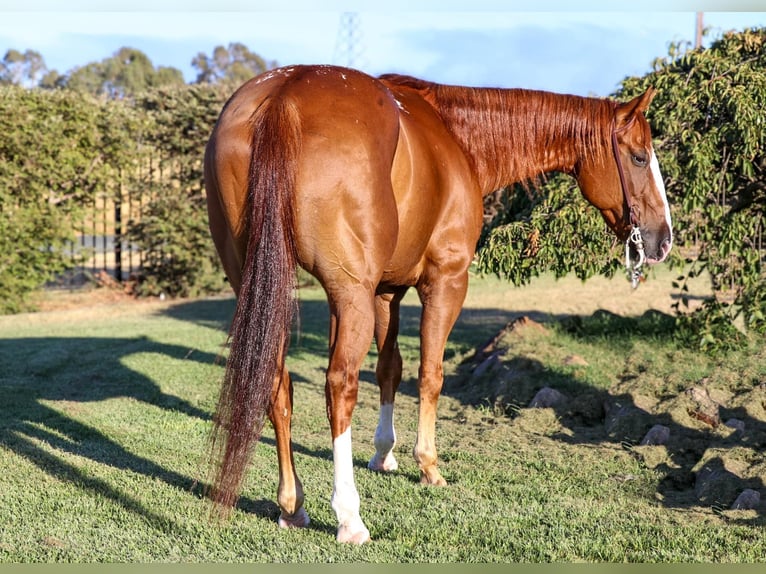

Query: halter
611,113,645,289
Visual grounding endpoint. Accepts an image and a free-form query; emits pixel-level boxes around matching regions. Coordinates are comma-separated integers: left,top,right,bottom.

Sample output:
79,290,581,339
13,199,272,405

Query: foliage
127,84,230,297
0,82,233,311
192,42,275,86
0,86,134,312
63,47,186,98
477,176,622,286
618,27,766,349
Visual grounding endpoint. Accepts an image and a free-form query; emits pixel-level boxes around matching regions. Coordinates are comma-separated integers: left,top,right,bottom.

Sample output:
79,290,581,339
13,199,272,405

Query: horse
203,64,673,544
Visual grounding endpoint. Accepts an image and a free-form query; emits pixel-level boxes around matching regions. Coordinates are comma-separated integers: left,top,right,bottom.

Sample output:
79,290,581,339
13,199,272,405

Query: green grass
0,274,764,562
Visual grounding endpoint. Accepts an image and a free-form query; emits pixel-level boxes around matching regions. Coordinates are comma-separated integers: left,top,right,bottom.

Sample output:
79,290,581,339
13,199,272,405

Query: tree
0,49,49,88
192,42,274,85
619,28,766,346
65,47,185,98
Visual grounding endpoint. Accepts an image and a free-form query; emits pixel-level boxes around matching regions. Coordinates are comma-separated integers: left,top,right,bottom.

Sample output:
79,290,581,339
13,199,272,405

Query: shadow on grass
3,291,761,536
441,309,766,527
0,332,308,533
164,293,766,527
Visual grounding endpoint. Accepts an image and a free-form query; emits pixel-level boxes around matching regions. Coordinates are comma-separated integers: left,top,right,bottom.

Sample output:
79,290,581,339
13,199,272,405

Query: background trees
0,49,50,88
64,47,186,98
192,42,275,86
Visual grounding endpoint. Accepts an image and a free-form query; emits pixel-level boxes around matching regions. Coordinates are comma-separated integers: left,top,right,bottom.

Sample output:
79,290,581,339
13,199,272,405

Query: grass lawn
0,269,764,562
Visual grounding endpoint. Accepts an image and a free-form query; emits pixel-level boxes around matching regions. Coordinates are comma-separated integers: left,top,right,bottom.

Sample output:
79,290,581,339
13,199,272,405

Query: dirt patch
33,271,138,312
14,281,175,327
458,313,766,516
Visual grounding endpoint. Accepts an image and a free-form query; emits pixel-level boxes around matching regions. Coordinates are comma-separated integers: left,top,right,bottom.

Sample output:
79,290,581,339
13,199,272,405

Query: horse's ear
635,87,656,112
615,87,656,128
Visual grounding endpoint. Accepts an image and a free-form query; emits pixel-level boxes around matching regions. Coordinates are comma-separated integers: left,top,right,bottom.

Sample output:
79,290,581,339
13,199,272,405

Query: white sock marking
372,403,396,463
331,428,366,532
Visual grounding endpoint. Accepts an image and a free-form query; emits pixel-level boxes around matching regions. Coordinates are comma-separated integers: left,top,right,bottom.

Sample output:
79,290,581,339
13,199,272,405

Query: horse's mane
380,73,615,192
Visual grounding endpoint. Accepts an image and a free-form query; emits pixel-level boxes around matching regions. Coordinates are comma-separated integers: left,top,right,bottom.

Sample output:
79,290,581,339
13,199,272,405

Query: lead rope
611,116,646,289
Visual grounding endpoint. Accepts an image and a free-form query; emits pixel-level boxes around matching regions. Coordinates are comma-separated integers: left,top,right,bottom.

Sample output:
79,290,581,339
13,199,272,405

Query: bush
0,87,118,312
619,28,766,347
0,84,232,312
127,84,230,298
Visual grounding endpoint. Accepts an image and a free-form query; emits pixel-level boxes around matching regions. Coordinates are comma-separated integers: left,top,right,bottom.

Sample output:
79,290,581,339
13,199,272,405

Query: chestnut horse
203,65,672,543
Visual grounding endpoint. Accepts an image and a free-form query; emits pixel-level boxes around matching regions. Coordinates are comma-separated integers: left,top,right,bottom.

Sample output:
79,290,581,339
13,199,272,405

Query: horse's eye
631,153,648,167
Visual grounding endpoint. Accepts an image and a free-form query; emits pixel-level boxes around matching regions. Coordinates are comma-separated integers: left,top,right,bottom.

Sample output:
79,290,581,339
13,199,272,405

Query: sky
1,1,766,97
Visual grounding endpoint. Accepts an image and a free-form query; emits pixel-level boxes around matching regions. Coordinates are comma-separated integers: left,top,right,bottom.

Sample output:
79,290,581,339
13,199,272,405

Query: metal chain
625,225,646,289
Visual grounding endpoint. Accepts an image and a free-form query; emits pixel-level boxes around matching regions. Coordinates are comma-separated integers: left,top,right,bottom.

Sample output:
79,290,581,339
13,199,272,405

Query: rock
472,351,502,379
731,489,760,510
724,418,746,434
694,459,743,507
604,398,654,443
529,387,566,409
640,424,670,446
686,386,721,428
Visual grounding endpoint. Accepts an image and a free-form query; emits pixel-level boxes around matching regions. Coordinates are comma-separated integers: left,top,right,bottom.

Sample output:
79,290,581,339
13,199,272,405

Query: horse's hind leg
325,287,377,544
268,364,309,528
368,289,406,473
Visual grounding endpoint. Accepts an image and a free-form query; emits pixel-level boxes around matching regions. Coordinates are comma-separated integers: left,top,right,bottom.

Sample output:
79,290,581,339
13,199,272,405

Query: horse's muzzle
645,235,672,265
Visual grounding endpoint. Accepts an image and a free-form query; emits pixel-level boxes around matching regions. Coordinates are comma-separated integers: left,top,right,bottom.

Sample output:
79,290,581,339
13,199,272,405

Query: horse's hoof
278,507,310,529
368,452,399,473
336,522,371,544
420,468,447,486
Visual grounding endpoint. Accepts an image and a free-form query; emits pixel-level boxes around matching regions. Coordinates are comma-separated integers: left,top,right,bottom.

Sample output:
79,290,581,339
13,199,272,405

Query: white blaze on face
650,148,673,246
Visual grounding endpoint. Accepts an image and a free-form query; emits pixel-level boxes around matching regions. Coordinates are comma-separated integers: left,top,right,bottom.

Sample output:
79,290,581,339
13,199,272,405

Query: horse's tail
209,95,300,515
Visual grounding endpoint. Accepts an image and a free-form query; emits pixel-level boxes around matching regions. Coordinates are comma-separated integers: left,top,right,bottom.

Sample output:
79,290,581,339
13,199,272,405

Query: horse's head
576,88,673,266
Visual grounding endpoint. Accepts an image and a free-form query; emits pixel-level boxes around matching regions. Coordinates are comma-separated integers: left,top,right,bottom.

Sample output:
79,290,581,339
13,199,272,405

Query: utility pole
695,12,704,49
333,12,364,69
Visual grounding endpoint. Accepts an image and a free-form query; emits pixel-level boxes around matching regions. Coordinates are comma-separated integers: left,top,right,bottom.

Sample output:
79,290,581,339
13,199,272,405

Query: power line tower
695,12,704,48
333,12,365,69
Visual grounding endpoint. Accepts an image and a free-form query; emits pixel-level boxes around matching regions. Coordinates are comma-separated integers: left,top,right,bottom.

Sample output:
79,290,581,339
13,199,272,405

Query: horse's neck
431,85,613,195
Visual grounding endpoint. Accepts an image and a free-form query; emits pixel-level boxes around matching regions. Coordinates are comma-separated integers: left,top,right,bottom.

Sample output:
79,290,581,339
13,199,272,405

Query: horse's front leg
414,271,469,486
368,289,407,473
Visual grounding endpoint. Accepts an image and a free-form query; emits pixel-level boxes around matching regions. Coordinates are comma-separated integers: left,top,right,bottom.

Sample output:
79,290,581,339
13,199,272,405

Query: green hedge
0,84,230,312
